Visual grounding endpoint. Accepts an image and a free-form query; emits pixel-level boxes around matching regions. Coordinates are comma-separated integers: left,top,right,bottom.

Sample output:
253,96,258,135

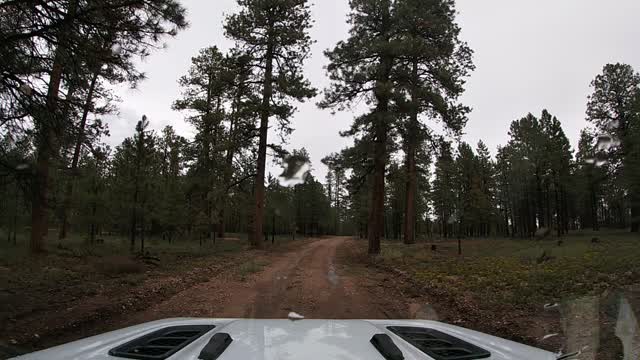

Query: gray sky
107,0,640,180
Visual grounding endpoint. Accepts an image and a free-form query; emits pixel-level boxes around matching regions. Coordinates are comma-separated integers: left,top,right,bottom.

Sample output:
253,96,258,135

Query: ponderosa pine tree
586,63,640,232
394,0,473,244
225,0,317,248
321,0,398,254
173,46,230,243
0,0,187,253
574,129,606,230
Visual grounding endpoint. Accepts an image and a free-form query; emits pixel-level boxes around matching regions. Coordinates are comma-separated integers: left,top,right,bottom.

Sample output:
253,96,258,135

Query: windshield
1,1,639,359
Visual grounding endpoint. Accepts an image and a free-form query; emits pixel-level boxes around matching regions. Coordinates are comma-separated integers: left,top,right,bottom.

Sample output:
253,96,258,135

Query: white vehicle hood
13,318,556,360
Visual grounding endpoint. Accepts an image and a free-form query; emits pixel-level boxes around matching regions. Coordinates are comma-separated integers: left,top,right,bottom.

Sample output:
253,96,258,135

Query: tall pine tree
225,0,316,248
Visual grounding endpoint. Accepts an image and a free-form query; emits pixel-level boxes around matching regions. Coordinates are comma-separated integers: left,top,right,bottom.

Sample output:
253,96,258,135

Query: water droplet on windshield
278,155,311,187
447,214,458,225
584,158,608,167
596,134,620,151
19,84,33,96
606,120,620,130
111,44,122,55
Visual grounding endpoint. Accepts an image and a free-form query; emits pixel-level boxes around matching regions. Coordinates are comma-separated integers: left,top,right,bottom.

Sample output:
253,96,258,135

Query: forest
1,0,639,257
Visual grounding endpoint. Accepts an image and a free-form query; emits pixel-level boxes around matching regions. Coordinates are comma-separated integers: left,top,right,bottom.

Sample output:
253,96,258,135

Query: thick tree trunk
218,99,238,238
403,60,419,245
30,0,79,253
31,59,64,253
59,69,100,240
367,120,386,254
334,173,341,235
250,39,274,249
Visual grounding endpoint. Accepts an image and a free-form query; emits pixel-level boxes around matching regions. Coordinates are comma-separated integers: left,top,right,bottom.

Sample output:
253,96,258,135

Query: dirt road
120,237,398,324
3,236,414,357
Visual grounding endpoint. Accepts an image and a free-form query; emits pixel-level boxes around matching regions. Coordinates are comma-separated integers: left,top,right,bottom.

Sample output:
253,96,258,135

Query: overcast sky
107,0,640,180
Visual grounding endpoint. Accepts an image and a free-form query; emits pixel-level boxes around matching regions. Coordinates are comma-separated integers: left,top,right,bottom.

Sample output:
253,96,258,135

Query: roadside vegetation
343,231,640,353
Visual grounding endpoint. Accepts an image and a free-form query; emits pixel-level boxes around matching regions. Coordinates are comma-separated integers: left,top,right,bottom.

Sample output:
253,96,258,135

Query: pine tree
394,0,473,244
322,153,347,235
432,140,456,238
1,0,187,252
173,46,229,243
225,0,317,248
321,0,398,254
586,63,640,232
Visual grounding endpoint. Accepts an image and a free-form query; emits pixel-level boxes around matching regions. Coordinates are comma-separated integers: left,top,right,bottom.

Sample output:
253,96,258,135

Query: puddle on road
327,260,339,287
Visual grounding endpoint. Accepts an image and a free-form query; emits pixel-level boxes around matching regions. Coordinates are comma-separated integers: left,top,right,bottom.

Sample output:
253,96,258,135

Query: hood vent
109,325,216,360
387,326,490,360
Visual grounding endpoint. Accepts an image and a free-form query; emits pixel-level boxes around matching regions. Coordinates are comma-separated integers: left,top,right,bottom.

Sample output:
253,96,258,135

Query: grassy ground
379,231,639,310
0,232,253,355
344,230,640,354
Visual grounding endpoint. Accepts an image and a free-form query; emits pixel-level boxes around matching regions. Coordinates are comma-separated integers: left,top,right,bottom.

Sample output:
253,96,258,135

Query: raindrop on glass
19,84,33,96
278,155,311,187
596,134,620,151
111,44,123,55
606,120,620,130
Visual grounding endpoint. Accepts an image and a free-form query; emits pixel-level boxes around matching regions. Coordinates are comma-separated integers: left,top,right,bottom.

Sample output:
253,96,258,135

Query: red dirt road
119,237,397,324
2,237,412,357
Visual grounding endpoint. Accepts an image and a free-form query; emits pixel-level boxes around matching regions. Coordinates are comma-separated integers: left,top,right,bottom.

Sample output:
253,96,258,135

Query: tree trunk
250,38,274,249
218,97,239,238
631,195,640,233
140,211,145,253
554,177,561,237
59,69,100,240
535,170,544,229
130,172,140,253
11,186,19,245
590,185,599,231
368,113,388,255
334,173,341,235
31,61,63,254
403,59,418,245
367,9,394,254
30,0,79,253
129,209,136,252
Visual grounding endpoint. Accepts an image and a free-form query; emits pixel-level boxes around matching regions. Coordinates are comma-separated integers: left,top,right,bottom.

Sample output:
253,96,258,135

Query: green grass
237,259,270,280
379,231,640,310
0,231,245,265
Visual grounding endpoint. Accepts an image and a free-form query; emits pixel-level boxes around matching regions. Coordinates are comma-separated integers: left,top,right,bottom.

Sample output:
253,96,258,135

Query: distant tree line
333,63,640,252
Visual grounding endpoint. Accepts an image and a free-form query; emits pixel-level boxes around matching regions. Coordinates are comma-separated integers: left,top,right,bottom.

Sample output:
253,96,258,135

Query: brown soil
1,237,408,357
111,237,403,322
